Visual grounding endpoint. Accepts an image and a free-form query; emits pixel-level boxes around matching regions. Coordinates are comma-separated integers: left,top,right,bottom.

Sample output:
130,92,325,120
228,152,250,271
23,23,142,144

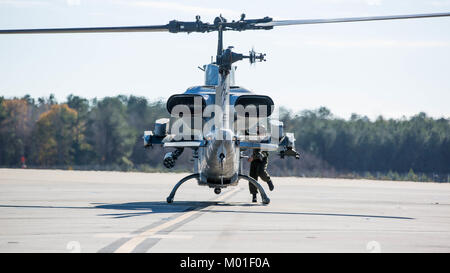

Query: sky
0,0,450,120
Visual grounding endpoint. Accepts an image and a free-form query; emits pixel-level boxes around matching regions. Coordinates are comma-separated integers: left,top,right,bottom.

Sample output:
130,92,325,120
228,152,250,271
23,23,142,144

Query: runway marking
114,186,241,253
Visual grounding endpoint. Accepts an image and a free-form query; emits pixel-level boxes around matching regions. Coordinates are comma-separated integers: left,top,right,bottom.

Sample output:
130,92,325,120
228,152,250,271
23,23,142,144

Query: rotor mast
210,14,267,132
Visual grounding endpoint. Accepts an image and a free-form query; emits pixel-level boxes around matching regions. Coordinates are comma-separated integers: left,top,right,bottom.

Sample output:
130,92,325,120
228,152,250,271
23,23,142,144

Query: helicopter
1,11,450,204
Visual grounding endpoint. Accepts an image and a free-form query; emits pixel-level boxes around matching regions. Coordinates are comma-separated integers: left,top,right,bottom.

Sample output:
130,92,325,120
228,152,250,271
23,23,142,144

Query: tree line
0,94,168,171
1,95,449,181
275,107,450,181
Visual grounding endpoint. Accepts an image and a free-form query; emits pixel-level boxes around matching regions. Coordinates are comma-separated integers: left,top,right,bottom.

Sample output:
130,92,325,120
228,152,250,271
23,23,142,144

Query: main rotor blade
255,12,450,27
0,25,169,34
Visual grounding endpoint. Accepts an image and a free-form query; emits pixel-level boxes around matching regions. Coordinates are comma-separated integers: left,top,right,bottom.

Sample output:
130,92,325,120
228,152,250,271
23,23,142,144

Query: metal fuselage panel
197,129,240,186
197,67,240,186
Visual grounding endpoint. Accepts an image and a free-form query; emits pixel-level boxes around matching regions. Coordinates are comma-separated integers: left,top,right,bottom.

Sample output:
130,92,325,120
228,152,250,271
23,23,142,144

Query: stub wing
164,141,204,148
238,141,279,151
236,132,300,159
143,131,205,148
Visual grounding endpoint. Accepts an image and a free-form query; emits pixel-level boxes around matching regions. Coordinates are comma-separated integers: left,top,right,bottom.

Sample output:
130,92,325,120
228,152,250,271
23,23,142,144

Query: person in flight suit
248,148,274,202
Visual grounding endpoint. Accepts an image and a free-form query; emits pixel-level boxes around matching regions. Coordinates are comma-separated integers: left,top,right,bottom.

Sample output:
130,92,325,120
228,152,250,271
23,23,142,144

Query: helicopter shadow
93,201,264,218
93,201,225,219
92,201,414,220
0,201,414,220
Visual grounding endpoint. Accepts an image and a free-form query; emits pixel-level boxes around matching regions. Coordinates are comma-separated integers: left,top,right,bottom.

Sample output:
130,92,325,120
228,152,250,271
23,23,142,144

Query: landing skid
165,173,270,205
166,173,200,203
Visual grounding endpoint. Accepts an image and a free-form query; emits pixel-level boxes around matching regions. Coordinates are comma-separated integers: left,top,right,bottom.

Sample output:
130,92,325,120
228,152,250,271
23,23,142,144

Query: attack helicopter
1,11,450,204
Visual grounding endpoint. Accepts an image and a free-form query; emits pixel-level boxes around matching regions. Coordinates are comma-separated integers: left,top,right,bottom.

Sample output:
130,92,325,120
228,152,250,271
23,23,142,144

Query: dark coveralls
248,149,271,195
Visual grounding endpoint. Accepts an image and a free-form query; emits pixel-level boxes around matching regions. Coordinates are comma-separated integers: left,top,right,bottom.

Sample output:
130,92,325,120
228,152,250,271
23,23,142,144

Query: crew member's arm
249,150,264,162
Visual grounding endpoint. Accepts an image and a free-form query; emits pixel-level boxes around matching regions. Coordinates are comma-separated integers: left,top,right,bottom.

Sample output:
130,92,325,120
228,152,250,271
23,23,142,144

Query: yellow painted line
114,186,241,253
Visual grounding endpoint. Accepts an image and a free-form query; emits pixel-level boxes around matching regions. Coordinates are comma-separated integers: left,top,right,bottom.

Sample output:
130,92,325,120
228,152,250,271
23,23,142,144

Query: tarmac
1,168,449,253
